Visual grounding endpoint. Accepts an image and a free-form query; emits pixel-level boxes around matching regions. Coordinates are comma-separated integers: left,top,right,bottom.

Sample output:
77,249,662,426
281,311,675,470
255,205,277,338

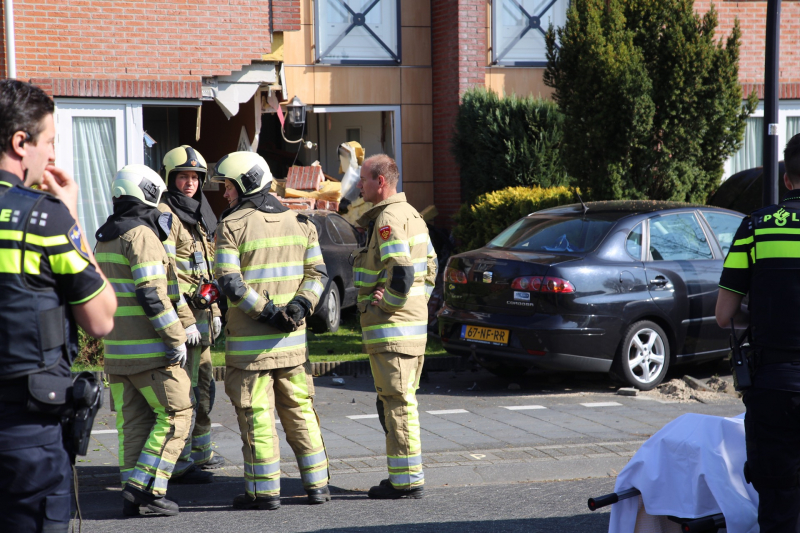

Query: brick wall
0,1,5,77
431,0,486,226
695,0,800,91
1,0,299,97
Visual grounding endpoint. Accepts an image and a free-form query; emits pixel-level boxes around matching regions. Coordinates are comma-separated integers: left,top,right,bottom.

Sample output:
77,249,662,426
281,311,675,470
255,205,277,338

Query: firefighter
96,164,208,517
212,151,331,509
158,145,225,472
353,154,437,499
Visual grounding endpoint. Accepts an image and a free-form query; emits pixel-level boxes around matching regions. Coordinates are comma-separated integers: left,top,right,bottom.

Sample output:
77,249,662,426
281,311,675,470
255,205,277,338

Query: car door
644,211,722,357
326,214,361,308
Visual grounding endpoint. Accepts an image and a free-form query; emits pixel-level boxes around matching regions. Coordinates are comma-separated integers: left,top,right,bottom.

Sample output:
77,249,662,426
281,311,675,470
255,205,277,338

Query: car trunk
445,250,581,315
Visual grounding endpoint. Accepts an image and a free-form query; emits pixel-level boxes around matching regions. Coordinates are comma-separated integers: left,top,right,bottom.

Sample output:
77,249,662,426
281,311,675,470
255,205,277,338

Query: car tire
308,286,341,334
611,321,670,391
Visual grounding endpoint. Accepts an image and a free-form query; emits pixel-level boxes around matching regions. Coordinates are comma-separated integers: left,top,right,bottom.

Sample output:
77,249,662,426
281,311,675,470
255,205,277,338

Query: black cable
290,121,306,169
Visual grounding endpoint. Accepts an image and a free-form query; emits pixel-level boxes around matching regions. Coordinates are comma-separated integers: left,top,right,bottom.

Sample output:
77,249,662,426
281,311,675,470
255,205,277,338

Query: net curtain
72,117,116,249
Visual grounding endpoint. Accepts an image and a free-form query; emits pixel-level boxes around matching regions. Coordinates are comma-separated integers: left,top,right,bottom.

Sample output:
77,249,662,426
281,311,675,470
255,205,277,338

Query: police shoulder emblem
379,225,391,240
68,223,90,260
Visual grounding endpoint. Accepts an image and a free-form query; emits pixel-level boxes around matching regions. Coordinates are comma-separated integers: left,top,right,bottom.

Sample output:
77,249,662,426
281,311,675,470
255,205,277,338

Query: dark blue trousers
0,403,72,533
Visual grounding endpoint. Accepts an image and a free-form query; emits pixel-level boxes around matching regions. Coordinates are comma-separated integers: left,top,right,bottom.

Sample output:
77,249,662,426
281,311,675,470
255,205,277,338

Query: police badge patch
68,224,90,260
379,225,391,240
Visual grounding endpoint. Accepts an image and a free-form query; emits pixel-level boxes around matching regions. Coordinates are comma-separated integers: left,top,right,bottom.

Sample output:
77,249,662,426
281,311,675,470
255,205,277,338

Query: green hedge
454,186,578,252
453,88,570,204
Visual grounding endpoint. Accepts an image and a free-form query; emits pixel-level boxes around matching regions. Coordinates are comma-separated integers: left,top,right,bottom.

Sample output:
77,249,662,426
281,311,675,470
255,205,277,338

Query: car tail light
527,349,546,356
445,267,468,284
511,276,575,293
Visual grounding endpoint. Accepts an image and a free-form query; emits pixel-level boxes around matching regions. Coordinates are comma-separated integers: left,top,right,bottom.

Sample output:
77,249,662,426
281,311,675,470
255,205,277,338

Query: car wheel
308,287,341,334
612,321,670,391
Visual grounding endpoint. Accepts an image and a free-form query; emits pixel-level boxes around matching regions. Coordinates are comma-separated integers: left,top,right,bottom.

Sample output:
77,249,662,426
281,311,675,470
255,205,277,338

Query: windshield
486,216,615,252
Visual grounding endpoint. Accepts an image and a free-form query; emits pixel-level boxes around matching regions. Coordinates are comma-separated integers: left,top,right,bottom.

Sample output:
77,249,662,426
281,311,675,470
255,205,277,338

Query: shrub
453,88,570,204
454,186,578,252
544,0,757,203
75,327,104,367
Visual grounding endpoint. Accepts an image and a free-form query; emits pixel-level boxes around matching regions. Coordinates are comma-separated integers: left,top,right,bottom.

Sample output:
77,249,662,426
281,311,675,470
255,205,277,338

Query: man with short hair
353,154,437,499
717,133,800,531
0,79,116,532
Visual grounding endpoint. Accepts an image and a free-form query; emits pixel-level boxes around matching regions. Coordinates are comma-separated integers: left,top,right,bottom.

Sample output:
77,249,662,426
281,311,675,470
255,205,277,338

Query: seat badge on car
483,271,493,283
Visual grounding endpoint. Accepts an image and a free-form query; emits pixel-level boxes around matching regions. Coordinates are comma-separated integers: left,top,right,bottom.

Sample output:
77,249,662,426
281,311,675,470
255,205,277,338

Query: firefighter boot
122,486,180,516
232,494,281,510
306,485,331,504
368,482,424,500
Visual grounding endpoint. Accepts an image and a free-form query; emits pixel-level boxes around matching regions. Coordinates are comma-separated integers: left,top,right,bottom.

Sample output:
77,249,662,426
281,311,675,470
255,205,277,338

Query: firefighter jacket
158,202,220,346
354,193,437,356
214,200,326,371
98,226,188,375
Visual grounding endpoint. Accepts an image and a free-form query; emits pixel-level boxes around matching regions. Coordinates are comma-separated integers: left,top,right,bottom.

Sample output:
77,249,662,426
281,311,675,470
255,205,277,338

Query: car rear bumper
437,304,620,373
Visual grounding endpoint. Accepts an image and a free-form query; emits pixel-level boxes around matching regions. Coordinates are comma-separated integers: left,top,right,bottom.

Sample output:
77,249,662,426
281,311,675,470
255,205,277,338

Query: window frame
491,0,569,67
314,0,402,66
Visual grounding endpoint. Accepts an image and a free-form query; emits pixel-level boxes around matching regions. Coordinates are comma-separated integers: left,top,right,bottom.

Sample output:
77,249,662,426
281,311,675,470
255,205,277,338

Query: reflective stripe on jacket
98,226,187,375
214,201,325,371
354,193,437,356
158,203,219,346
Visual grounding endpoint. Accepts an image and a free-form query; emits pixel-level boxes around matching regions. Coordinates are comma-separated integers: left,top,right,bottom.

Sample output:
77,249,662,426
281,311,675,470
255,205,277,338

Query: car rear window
486,216,615,252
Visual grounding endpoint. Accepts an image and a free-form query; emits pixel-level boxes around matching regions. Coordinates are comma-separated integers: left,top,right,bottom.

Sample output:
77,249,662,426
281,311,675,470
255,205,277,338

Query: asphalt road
74,359,743,532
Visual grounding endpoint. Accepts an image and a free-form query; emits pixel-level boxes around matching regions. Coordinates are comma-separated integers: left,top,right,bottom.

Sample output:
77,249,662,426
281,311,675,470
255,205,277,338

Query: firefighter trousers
224,362,329,497
175,345,216,470
369,353,424,489
108,365,193,496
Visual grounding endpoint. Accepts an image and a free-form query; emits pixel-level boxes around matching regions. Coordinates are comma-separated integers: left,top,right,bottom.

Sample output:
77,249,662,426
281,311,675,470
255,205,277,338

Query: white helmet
209,151,273,197
111,164,167,207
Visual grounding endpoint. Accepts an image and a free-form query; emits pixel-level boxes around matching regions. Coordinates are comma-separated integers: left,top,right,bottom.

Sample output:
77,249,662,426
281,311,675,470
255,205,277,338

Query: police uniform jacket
97,225,188,375
720,190,800,351
354,193,437,356
158,202,220,345
214,198,325,371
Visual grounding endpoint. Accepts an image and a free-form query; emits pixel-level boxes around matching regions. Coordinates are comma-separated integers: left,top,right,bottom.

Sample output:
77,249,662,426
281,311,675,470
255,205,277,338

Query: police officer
353,154,437,499
716,134,800,532
96,164,200,517
211,151,331,509
0,79,117,532
158,146,224,471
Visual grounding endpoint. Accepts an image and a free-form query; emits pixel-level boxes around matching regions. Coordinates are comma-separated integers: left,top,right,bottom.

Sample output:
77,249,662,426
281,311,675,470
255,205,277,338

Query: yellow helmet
210,151,273,196
162,145,207,188
111,164,167,207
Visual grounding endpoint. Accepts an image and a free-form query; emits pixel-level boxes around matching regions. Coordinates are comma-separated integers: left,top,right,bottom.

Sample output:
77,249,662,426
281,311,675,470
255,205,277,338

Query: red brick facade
431,0,486,225
0,0,300,97
695,0,800,85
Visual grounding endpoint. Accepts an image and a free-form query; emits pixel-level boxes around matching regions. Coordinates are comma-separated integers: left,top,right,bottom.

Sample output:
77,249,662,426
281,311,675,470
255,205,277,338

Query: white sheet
608,412,758,533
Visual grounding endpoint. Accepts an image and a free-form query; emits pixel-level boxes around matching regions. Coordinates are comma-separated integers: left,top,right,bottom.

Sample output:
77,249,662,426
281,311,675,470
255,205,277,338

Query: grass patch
210,310,447,366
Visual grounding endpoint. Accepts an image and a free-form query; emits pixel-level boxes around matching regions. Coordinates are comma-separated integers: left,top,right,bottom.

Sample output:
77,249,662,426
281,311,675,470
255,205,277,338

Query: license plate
460,325,509,346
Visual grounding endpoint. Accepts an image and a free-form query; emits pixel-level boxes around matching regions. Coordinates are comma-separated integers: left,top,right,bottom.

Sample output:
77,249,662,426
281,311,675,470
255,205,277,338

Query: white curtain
72,117,116,248
729,117,763,176
787,117,800,142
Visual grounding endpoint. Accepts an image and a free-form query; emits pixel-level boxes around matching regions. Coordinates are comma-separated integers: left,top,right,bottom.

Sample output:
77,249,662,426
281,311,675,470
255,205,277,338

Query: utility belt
0,372,103,461
752,347,800,367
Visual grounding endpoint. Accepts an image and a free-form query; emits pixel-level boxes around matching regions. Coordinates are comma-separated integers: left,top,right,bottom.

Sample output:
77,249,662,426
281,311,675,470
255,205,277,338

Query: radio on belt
189,277,220,309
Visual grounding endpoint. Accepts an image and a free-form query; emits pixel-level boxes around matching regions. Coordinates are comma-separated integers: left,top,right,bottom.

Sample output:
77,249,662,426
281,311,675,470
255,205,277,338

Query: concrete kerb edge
75,356,467,385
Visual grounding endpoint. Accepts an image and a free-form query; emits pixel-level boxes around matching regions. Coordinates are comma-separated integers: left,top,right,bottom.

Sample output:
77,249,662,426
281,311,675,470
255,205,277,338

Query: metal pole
4,0,16,79
763,0,781,207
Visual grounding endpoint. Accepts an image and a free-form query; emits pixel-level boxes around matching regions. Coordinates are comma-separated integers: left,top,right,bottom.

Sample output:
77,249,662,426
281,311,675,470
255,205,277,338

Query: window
330,214,360,245
492,0,569,66
326,216,345,245
626,223,643,260
701,211,742,256
346,127,361,144
788,117,800,141
487,216,614,252
315,0,400,65
728,117,763,176
648,213,712,261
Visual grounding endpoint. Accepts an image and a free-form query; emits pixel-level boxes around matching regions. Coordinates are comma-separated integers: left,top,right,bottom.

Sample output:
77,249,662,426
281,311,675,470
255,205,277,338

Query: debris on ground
682,375,713,392
641,378,732,403
616,387,638,396
332,377,345,386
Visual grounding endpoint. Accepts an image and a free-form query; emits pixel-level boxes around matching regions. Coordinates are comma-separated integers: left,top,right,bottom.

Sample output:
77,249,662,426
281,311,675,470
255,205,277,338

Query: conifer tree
544,0,757,202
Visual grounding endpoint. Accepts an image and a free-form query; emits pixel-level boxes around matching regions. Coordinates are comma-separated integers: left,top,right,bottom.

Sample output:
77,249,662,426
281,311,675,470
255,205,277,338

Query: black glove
258,301,297,333
286,296,312,324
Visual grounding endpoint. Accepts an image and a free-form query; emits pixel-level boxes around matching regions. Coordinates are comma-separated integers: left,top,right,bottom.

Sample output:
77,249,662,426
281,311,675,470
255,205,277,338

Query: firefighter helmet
111,164,167,207
162,145,207,187
209,151,273,196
